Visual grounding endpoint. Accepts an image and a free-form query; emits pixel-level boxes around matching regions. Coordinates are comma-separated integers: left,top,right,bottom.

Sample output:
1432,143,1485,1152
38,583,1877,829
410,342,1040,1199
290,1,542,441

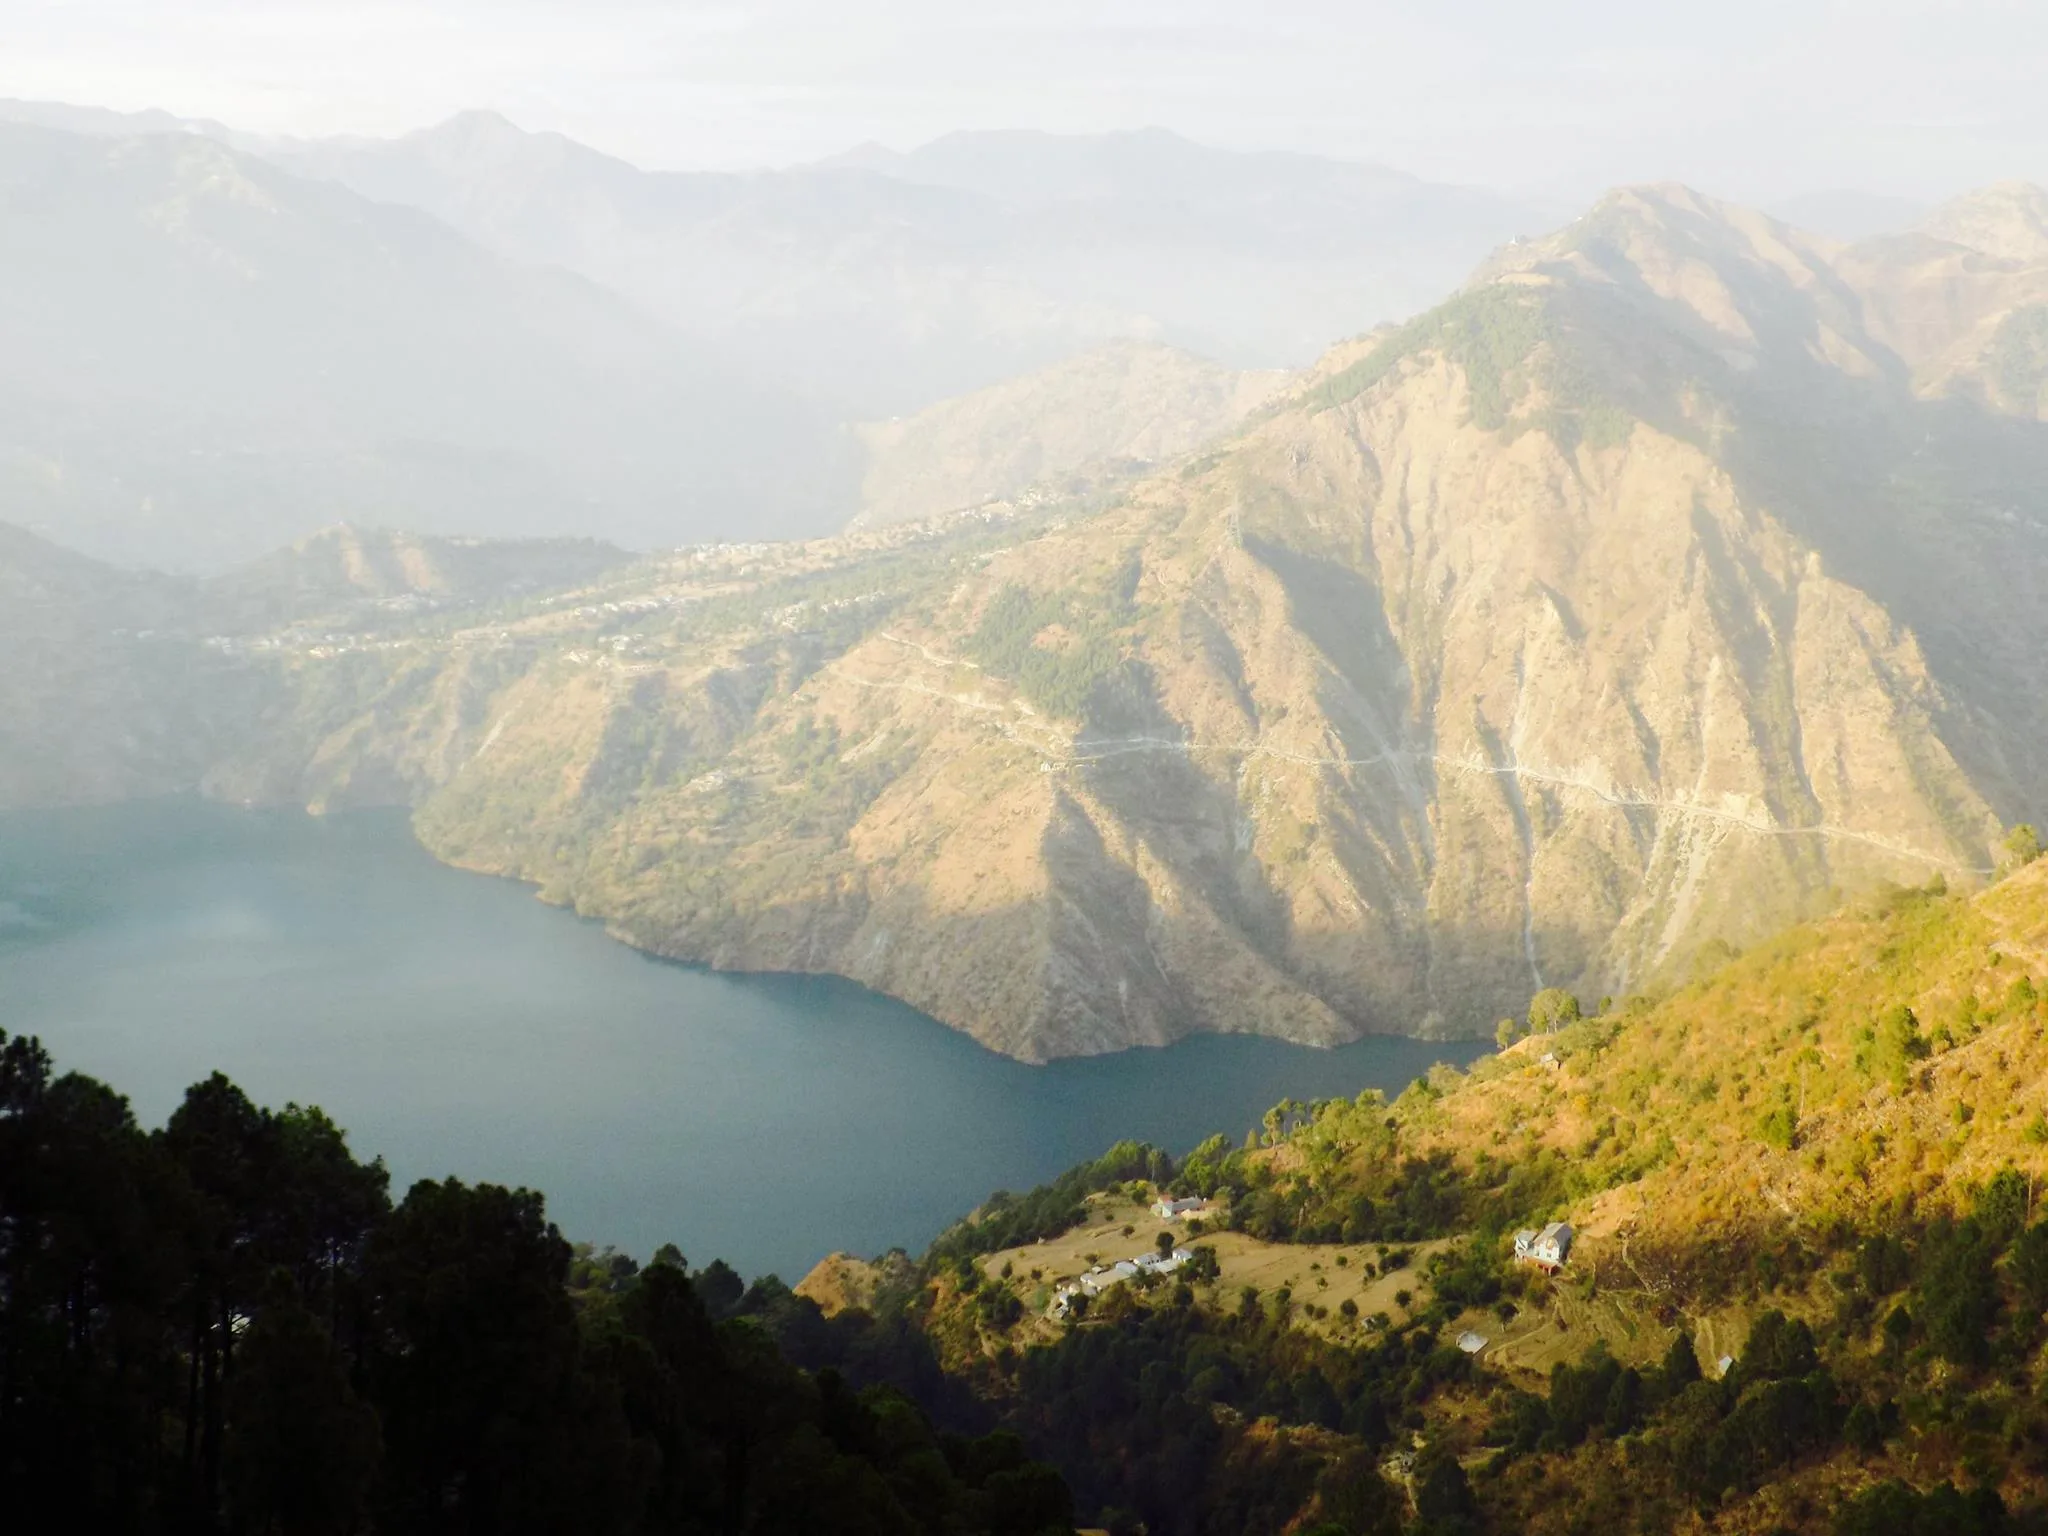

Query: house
1513,1222,1573,1270
1456,1331,1487,1354
1152,1195,1208,1219
1077,1265,1120,1296
1134,1247,1194,1274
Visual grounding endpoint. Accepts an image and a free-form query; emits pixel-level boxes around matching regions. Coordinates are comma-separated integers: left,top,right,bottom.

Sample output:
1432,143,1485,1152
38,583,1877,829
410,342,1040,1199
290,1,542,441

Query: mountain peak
411,109,532,145
1915,180,2048,263
1474,181,1821,293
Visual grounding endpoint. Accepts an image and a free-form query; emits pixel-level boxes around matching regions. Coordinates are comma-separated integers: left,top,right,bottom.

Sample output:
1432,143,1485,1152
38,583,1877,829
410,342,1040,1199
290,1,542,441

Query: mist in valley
14,9,2048,1535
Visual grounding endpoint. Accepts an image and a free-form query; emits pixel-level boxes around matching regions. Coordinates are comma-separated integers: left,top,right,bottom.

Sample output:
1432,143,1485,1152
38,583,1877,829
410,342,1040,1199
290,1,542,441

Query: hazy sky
8,0,2047,201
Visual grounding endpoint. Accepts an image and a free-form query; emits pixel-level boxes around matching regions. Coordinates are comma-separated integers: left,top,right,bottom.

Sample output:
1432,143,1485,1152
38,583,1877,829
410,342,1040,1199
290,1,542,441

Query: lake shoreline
0,797,1486,1279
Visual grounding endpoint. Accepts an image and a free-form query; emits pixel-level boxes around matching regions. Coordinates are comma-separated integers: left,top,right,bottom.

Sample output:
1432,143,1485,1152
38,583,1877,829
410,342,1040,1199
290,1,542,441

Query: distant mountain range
254,113,1560,417
0,96,1965,577
0,98,1579,568
849,340,1291,528
0,119,855,569
0,100,1560,415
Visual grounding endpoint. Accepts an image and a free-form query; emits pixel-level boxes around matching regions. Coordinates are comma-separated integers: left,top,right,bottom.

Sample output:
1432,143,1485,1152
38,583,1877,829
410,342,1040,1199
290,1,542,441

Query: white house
1513,1221,1573,1270
1077,1266,1119,1296
1456,1330,1488,1354
1134,1247,1194,1274
1152,1195,1209,1219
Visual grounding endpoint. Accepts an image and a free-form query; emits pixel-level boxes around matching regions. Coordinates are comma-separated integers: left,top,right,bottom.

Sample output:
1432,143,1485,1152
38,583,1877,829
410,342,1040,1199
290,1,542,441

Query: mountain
849,340,1291,528
1913,180,2048,263
259,116,1551,417
1833,186,2048,414
10,181,2048,1064
22,848,2048,1535
0,523,247,805
204,524,636,627
0,95,242,143
0,521,641,805
0,120,855,570
906,853,2048,1534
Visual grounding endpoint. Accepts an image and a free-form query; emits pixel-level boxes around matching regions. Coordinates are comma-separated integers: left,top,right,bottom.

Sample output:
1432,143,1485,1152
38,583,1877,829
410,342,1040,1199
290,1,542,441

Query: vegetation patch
1989,304,2048,414
966,579,1149,722
1305,283,1634,454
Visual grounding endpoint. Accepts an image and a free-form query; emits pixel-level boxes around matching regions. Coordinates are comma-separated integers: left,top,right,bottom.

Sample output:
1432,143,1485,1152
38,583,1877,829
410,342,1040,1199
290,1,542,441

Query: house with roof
1152,1195,1209,1219
1134,1247,1194,1274
1513,1221,1574,1270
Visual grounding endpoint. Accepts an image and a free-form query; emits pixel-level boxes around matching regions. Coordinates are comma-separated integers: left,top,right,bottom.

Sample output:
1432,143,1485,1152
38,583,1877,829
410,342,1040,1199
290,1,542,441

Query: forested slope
18,850,2048,1532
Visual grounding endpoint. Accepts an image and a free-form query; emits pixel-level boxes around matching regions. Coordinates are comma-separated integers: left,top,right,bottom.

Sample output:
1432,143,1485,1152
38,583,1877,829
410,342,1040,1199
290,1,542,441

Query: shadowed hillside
6,182,2048,1065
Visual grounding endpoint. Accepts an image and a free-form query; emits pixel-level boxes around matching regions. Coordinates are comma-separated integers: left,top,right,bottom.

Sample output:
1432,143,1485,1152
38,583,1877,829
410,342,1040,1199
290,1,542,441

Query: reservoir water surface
0,800,1484,1280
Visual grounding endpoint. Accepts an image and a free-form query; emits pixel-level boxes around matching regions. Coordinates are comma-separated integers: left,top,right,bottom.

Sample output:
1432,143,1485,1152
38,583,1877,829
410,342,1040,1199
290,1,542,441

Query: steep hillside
1247,854,2048,1298
0,525,259,805
882,857,2048,1536
7,183,2048,1066
0,522,638,807
206,525,634,627
850,341,1290,528
373,183,2027,1061
1835,181,2048,418
0,120,852,568
1915,181,2048,264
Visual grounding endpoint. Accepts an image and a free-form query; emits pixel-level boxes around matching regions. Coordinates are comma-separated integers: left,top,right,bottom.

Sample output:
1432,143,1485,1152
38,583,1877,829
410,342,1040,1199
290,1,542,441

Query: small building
1456,1330,1487,1354
1134,1247,1194,1274
1076,1266,1121,1297
1152,1195,1208,1219
1514,1221,1573,1270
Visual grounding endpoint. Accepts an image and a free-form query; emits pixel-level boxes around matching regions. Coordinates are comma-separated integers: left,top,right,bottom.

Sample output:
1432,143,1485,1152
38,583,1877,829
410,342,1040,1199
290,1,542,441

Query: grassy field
967,1187,1779,1392
975,1191,1452,1339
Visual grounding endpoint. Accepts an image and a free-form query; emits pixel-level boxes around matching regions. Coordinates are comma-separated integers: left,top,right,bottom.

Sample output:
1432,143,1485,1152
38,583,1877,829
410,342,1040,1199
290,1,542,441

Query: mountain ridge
849,340,1293,529
6,180,2048,1064
252,111,1553,413
0,118,855,568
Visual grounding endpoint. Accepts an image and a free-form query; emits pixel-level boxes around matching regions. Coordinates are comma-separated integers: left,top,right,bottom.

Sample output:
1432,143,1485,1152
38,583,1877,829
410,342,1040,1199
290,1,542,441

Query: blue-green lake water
0,800,1483,1280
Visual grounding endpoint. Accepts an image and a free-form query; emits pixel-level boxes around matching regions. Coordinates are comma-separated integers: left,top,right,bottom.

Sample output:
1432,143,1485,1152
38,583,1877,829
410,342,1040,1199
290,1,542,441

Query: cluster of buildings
1049,1244,1196,1319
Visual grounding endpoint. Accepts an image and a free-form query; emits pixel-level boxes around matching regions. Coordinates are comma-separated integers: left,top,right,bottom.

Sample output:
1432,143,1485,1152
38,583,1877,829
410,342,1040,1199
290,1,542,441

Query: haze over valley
18,14,2048,1529
8,145,2048,1060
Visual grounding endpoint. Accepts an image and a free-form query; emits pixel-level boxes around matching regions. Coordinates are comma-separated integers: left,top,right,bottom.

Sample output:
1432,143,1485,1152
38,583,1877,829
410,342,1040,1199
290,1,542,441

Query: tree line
0,1029,1074,1535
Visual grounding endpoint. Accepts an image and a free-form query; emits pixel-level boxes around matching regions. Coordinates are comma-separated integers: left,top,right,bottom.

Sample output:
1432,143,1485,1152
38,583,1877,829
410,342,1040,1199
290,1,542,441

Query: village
944,1184,1758,1394
1046,1194,1208,1319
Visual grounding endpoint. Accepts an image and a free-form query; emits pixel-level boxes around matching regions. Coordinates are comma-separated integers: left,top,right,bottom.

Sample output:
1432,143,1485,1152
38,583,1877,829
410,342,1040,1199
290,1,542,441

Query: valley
14,16,2048,1533
10,179,2048,1065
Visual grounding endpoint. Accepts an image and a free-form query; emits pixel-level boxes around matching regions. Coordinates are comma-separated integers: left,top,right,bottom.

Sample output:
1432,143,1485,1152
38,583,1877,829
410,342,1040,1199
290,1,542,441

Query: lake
0,800,1484,1280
